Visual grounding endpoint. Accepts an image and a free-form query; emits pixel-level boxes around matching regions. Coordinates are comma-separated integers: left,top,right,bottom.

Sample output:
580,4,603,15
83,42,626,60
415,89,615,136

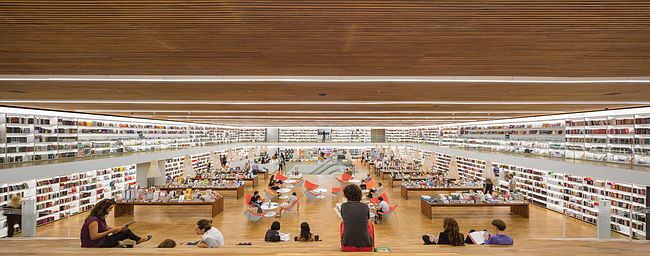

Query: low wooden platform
421,197,529,219
401,186,483,199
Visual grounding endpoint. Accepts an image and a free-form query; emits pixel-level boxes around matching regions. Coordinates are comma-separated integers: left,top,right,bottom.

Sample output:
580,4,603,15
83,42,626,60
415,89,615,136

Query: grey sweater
341,201,372,248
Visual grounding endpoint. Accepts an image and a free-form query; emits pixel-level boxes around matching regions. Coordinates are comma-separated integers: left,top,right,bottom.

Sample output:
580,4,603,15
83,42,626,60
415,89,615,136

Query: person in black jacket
422,218,465,246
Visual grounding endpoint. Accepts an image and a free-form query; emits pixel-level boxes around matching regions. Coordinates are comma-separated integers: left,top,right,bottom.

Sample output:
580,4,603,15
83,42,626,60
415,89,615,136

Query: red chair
244,209,267,222
275,173,288,181
370,192,389,205
279,198,299,217
265,188,279,200
341,172,353,181
335,177,348,186
365,179,376,190
304,180,319,191
340,221,374,252
304,189,322,199
331,186,344,197
377,204,398,224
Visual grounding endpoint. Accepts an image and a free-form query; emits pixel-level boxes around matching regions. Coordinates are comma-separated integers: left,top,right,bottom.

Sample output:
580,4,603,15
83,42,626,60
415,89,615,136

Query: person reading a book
341,184,374,251
194,219,224,248
250,191,264,213
374,197,389,224
360,174,372,189
483,219,513,245
421,218,465,246
367,182,384,198
294,222,320,241
265,221,282,242
80,199,151,248
276,192,298,218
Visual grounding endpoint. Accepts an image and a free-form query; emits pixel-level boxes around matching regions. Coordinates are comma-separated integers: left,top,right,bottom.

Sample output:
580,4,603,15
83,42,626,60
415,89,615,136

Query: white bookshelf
32,165,136,227
278,128,319,142
331,128,371,143
238,129,266,142
0,107,248,165
385,129,410,143
433,152,648,239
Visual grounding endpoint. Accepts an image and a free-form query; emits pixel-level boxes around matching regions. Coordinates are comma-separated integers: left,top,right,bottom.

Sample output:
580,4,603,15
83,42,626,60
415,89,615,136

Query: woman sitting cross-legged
422,217,465,246
80,199,151,248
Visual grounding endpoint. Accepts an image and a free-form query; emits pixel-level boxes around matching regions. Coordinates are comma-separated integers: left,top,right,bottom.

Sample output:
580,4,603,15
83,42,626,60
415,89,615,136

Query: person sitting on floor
422,217,465,246
374,196,390,224
483,219,513,245
80,198,151,248
340,184,374,251
157,239,177,248
250,191,264,213
294,222,320,241
277,192,298,218
265,221,282,242
194,219,224,248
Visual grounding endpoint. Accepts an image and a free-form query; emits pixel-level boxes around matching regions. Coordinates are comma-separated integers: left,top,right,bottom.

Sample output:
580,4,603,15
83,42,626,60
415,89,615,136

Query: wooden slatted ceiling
0,1,650,76
1,1,650,126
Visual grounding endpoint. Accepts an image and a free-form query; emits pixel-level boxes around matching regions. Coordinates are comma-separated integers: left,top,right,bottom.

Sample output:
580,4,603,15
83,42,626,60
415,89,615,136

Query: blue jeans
251,202,263,213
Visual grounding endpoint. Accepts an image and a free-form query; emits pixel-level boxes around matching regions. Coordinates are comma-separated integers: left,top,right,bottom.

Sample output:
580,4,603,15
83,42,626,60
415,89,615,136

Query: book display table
420,197,529,219
401,186,483,199
159,185,244,199
380,170,420,179
189,176,258,187
115,198,224,218
388,177,431,187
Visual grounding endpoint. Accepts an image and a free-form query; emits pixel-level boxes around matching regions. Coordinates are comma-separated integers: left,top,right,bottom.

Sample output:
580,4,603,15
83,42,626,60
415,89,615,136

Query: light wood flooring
2,160,648,255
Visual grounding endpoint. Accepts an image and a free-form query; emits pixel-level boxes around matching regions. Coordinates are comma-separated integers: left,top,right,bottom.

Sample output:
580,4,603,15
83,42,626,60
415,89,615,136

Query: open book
468,231,489,245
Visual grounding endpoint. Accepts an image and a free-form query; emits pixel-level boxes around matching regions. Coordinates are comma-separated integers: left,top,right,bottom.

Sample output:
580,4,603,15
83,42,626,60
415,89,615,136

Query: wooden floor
2,160,648,255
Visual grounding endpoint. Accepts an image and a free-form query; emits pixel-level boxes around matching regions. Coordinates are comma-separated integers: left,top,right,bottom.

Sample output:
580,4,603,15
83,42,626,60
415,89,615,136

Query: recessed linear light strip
74,110,562,114
2,100,649,105
0,75,649,83
149,115,510,119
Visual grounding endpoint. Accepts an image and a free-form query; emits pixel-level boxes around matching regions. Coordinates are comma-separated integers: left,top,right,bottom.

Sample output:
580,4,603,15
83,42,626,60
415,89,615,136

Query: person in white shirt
375,197,390,224
194,219,224,248
277,192,298,218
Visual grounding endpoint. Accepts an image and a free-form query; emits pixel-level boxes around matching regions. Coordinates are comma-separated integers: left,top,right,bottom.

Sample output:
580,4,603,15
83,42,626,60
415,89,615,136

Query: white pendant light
183,154,194,177
146,159,162,178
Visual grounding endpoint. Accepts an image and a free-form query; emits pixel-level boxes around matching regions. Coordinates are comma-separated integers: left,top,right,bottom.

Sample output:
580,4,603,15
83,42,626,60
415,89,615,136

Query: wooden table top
115,201,218,205
159,186,242,190
404,186,483,191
